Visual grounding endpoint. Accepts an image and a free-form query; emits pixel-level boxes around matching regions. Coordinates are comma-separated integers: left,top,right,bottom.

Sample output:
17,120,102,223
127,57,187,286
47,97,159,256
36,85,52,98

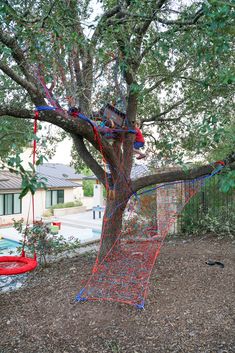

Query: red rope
32,111,39,224
20,111,38,258
28,111,39,260
33,111,39,165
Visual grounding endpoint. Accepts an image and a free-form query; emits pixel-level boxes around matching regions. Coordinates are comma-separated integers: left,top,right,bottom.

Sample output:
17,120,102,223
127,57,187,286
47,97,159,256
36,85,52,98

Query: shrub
42,209,53,217
51,200,82,210
180,205,235,238
83,180,94,197
179,175,234,238
13,219,81,265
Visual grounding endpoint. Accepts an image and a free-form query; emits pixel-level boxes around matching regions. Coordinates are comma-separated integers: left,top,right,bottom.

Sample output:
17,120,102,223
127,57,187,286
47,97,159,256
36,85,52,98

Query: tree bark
98,183,130,262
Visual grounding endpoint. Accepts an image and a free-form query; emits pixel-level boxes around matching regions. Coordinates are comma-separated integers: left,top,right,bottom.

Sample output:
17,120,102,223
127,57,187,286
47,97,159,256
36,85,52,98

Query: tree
0,117,32,159
0,0,234,259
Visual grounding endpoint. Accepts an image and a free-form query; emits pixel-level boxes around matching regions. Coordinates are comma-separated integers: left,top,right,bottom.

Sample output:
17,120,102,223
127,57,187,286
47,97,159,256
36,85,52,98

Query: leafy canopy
0,0,234,193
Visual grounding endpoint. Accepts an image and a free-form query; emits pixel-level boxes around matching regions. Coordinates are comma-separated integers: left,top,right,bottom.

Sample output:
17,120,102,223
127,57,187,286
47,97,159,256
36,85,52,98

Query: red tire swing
0,252,38,276
0,109,40,276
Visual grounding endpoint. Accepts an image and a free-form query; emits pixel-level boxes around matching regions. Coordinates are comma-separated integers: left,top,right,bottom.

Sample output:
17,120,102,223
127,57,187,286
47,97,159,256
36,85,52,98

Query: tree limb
41,1,57,28
134,0,166,55
0,27,34,82
141,99,185,124
0,104,119,171
145,64,188,93
0,105,94,141
0,61,39,96
140,35,160,60
91,5,122,46
154,8,204,26
132,152,235,193
116,6,204,27
139,6,204,60
0,106,34,120
72,134,106,186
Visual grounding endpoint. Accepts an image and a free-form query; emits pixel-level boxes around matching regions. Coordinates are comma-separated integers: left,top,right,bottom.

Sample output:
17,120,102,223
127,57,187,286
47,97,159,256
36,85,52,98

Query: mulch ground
0,235,234,353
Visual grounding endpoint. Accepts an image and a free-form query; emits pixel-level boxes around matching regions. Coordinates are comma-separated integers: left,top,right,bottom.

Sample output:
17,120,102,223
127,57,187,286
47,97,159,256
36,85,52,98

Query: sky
48,137,73,165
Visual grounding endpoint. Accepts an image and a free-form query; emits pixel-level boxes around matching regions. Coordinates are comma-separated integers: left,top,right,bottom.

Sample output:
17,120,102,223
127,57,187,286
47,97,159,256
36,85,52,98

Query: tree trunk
97,184,130,262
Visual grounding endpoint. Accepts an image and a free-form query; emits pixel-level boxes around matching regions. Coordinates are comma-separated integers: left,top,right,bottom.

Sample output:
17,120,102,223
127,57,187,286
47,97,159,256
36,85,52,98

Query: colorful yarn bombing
76,177,206,308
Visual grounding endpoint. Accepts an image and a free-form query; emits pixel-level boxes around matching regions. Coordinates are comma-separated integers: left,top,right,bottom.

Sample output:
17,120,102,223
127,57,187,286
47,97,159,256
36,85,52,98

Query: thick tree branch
64,2,94,111
0,27,34,82
91,5,122,46
0,106,34,120
71,132,120,185
132,152,235,193
134,0,166,56
0,105,118,171
72,134,106,186
0,105,93,142
0,61,39,96
116,6,204,26
154,8,204,26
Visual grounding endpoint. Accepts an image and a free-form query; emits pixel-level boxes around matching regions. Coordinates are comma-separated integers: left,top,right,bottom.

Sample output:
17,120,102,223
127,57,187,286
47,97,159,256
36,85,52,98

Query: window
57,190,64,204
46,190,64,208
0,195,3,215
0,193,21,216
14,194,21,214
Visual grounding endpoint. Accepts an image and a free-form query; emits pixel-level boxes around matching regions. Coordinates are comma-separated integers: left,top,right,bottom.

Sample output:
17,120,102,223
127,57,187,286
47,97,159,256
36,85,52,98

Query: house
0,162,150,226
82,163,150,207
0,167,82,226
37,163,85,200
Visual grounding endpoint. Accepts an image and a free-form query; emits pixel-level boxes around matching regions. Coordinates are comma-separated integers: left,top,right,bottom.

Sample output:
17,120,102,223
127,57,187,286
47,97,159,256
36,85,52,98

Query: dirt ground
0,235,234,353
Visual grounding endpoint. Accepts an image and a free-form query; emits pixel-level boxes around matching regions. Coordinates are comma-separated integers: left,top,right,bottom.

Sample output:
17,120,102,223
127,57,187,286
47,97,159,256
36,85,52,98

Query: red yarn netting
77,179,203,308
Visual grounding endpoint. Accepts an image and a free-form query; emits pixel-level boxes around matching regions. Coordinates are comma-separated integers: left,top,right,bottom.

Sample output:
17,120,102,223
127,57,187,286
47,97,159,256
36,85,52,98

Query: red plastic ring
0,256,38,276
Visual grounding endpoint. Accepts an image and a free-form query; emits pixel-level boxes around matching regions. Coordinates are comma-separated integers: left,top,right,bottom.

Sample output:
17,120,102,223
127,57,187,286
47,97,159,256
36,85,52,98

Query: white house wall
64,188,75,203
0,188,76,226
69,179,84,200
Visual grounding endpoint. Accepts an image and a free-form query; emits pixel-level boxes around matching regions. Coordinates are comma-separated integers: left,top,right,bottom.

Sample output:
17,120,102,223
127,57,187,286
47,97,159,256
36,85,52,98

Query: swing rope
0,110,40,275
18,109,39,260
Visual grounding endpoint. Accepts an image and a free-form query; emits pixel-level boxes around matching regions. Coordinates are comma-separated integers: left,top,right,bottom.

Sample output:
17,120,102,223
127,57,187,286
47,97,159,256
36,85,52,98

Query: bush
51,200,82,210
83,180,95,197
179,175,235,238
13,219,81,265
180,205,235,238
42,209,53,217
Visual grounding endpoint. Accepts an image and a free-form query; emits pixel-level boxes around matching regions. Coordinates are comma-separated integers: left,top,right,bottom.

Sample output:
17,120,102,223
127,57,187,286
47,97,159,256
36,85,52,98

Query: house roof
0,163,148,192
39,175,81,188
131,164,149,180
83,175,97,180
0,170,81,192
0,171,22,191
83,164,150,181
37,163,85,180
